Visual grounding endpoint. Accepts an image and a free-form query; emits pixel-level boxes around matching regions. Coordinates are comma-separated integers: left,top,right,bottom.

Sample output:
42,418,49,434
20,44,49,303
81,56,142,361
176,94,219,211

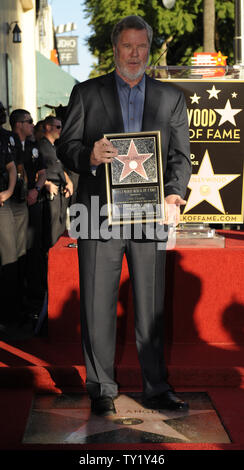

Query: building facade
0,0,78,125
0,0,37,122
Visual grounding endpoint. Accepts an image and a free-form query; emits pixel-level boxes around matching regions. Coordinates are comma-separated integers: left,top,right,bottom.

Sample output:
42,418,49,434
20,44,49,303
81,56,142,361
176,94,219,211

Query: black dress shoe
143,390,189,411
91,396,116,416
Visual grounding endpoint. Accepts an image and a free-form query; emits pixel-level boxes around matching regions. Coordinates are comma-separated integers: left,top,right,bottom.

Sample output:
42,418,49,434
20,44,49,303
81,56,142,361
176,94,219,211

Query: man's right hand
0,190,11,206
45,181,59,196
90,137,118,166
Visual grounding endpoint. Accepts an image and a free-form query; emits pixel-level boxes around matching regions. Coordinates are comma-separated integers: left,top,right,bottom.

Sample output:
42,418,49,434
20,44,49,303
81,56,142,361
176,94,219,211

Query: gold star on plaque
115,139,153,181
184,150,240,214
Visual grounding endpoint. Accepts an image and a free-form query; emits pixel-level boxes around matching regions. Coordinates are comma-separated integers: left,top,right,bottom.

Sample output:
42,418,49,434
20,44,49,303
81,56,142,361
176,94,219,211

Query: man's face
49,119,62,140
113,28,150,83
19,113,34,138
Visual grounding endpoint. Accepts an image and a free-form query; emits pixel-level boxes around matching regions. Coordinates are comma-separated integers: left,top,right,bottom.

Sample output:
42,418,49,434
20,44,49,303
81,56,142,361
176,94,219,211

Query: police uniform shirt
0,129,15,190
0,128,20,267
37,136,66,186
0,128,22,166
21,138,47,190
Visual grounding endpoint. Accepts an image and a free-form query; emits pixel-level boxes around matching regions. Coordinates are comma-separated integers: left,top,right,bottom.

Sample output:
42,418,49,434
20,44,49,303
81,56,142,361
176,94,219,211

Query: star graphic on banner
214,99,242,126
232,92,238,98
206,85,221,99
115,139,153,181
190,93,201,104
184,150,240,214
213,51,228,66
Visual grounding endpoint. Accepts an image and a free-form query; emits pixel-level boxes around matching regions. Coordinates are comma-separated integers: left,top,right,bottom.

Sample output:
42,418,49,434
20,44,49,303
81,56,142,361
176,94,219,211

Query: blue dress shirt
115,72,146,132
91,72,146,174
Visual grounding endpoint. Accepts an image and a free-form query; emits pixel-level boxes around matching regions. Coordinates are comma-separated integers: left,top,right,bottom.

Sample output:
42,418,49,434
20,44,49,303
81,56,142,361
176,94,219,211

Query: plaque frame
104,131,165,225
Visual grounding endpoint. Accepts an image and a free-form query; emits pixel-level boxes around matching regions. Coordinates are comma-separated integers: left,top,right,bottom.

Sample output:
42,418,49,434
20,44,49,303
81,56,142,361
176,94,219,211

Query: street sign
56,36,79,65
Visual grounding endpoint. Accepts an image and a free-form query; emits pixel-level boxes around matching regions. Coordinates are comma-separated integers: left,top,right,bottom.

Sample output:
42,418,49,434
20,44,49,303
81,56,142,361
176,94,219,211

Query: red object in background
191,51,228,77
50,49,59,65
47,231,244,346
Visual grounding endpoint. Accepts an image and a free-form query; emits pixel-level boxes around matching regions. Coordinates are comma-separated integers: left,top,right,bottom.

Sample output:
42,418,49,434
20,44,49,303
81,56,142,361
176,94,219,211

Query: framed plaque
104,131,165,225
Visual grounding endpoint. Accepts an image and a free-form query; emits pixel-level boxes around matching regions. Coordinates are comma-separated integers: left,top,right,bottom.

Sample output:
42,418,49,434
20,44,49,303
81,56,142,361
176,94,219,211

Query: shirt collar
115,71,145,92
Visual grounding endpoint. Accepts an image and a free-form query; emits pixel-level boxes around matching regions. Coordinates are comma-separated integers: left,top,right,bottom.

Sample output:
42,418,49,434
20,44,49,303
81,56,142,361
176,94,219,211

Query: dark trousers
8,199,28,259
25,201,47,311
78,238,169,399
0,199,28,321
43,191,69,250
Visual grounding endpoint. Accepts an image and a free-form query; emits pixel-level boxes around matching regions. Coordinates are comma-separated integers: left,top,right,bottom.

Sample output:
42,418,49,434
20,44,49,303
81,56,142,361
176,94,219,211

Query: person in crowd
9,109,47,324
38,115,73,251
57,16,191,416
0,102,19,335
0,105,30,334
34,120,44,142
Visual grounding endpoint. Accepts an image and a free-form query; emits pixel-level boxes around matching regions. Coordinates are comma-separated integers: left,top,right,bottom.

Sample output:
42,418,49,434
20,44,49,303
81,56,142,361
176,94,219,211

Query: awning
36,51,78,109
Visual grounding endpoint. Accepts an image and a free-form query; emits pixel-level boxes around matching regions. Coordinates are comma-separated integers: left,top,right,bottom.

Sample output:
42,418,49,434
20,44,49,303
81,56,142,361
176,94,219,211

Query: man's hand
64,179,73,198
0,190,11,206
164,194,186,226
45,181,59,197
63,172,73,198
90,137,118,166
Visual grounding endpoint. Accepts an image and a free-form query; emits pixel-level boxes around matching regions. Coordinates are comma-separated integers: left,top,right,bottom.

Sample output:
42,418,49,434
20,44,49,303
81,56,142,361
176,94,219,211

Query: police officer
9,109,47,321
38,115,73,251
0,102,18,331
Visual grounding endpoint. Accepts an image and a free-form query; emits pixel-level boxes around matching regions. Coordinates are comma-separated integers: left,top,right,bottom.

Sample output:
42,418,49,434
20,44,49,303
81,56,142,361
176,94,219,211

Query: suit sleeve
164,90,192,198
57,84,93,174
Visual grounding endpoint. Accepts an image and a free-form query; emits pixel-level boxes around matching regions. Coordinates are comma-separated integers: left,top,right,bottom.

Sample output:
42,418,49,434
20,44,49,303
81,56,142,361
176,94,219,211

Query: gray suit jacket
57,71,191,234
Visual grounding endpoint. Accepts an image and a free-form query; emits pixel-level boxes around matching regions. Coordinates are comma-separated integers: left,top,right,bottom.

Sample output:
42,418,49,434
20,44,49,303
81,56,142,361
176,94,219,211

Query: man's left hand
64,180,73,198
164,194,186,226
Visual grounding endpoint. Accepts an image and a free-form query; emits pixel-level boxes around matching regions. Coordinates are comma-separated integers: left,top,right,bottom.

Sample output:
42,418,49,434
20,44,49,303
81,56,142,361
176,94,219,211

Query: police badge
32,147,39,160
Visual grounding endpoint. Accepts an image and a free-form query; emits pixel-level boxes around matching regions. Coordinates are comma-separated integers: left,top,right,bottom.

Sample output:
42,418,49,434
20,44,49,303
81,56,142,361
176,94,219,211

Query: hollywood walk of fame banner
104,131,164,225
160,79,244,224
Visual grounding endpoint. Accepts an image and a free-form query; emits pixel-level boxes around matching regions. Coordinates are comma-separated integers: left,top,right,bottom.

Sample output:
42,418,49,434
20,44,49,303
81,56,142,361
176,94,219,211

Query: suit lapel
99,72,124,133
142,75,161,131
98,73,161,133
96,73,124,178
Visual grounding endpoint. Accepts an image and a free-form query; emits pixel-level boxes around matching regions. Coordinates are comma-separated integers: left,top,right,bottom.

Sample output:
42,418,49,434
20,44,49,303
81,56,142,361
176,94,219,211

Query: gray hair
111,15,153,47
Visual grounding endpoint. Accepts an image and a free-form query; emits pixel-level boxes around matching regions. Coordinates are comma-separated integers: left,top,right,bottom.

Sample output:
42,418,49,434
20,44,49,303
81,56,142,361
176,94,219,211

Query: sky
48,0,94,83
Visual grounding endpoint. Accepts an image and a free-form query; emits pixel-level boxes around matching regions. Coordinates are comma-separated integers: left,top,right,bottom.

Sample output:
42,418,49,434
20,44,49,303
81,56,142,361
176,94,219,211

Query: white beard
114,50,149,83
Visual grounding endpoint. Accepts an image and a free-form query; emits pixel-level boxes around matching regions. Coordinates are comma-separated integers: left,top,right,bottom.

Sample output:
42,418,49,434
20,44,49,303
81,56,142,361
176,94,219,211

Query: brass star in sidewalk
115,139,153,181
61,394,212,444
23,392,231,444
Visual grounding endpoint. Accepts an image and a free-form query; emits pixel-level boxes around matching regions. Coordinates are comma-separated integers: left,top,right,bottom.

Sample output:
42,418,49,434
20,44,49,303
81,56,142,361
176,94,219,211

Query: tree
82,0,235,77
203,0,216,52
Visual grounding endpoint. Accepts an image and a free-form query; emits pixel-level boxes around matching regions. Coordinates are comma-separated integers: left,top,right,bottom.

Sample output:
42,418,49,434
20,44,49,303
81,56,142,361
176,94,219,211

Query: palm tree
203,0,216,52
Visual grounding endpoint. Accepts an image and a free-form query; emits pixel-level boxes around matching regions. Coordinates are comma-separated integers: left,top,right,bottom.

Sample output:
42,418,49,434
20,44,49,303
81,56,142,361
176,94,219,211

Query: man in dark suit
58,15,191,416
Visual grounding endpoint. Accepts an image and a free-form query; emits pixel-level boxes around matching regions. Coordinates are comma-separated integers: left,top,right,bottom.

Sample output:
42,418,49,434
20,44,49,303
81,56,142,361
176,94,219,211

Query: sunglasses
19,118,33,124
